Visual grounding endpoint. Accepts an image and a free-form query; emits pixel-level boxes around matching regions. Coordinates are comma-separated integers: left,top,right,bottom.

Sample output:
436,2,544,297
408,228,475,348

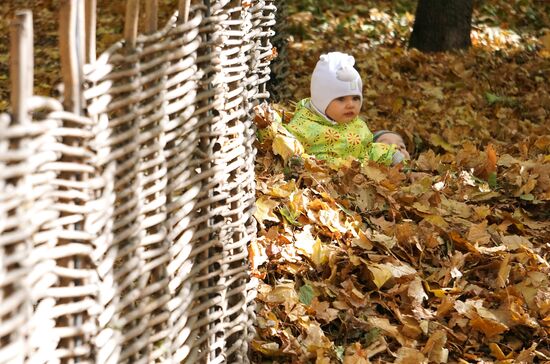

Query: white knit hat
310,52,363,116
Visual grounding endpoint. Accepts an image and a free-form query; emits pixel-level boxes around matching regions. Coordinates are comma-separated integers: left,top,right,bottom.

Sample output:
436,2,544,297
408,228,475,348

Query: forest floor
251,1,550,363
1,1,549,363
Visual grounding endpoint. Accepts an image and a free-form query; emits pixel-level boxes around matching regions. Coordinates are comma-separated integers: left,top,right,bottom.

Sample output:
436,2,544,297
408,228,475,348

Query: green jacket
284,99,395,168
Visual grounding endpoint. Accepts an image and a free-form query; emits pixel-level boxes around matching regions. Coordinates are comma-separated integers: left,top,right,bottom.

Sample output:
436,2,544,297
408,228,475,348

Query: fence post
59,0,87,357
59,0,85,113
10,10,33,125
145,0,158,33
124,0,140,48
178,0,191,23
3,11,33,363
85,0,96,63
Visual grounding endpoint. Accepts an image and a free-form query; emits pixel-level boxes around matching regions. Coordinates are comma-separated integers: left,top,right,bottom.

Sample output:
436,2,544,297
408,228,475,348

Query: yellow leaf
302,322,332,352
424,282,456,298
368,264,394,288
430,133,455,152
272,134,304,164
294,225,316,255
262,283,298,304
311,238,330,267
254,196,280,226
351,229,374,250
496,254,511,288
413,202,433,214
251,340,281,356
392,96,404,113
422,215,449,229
454,299,509,338
421,84,445,100
541,32,550,52
267,180,296,198
424,100,442,113
361,165,387,183
470,314,508,338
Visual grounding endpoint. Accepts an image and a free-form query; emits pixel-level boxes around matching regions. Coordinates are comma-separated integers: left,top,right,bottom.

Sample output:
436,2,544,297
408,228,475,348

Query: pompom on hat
310,52,363,117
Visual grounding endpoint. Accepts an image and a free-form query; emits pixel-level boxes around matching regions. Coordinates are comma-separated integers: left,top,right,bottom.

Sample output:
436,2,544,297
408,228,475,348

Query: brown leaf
394,347,428,364
421,330,448,363
467,220,491,245
310,298,339,323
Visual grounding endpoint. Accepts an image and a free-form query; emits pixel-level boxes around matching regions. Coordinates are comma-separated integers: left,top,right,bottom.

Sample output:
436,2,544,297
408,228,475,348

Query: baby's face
376,133,410,160
325,95,362,124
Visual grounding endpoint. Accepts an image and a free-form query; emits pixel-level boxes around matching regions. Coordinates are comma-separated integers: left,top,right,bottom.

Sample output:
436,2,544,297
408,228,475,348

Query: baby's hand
392,150,406,165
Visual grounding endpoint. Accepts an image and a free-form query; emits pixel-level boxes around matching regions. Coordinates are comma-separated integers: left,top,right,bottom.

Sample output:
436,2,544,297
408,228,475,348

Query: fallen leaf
254,196,280,226
395,347,428,364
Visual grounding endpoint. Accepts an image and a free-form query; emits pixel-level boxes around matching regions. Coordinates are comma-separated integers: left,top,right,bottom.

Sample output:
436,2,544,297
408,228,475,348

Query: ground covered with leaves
250,1,550,363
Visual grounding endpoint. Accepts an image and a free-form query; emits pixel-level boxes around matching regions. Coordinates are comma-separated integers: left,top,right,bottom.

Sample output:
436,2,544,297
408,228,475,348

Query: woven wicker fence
0,0,276,362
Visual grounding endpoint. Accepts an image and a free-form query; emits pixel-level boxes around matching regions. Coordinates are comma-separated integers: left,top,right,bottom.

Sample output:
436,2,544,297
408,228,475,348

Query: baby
284,52,399,168
373,130,410,165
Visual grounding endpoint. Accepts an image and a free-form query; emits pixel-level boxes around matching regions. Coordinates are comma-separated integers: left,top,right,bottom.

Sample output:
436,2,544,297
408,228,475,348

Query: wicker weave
0,1,276,362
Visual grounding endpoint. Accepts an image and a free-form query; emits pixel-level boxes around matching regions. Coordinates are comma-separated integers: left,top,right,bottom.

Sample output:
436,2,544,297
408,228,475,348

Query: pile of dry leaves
250,1,549,362
250,104,549,363
0,1,548,362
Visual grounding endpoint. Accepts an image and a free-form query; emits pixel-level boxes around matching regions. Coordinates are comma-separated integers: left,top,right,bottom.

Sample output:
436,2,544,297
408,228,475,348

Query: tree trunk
409,0,474,52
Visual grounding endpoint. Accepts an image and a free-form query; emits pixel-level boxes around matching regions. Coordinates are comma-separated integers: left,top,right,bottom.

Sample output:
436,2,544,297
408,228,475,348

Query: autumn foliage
250,1,549,363
0,0,549,363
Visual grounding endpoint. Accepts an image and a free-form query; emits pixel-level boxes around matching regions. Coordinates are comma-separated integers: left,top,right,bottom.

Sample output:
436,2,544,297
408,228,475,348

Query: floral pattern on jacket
284,99,395,167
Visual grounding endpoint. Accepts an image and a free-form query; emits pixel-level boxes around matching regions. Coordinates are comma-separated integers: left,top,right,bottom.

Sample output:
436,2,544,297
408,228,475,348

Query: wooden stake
145,0,158,33
59,0,85,113
10,10,33,125
178,0,191,24
85,0,97,63
124,0,140,48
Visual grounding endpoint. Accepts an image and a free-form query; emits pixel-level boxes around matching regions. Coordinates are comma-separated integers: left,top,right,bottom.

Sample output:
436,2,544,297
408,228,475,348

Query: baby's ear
344,54,356,66
336,66,357,82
